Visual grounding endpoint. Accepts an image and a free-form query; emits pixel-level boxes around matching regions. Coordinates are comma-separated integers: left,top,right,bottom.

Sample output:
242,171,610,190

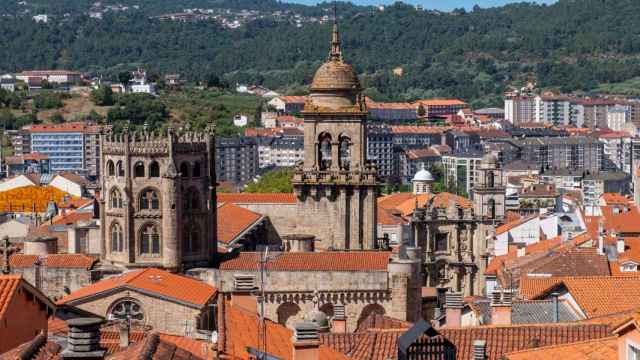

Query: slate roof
511,300,582,324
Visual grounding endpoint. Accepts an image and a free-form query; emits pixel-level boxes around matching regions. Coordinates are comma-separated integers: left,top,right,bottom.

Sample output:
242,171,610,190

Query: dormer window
621,263,638,272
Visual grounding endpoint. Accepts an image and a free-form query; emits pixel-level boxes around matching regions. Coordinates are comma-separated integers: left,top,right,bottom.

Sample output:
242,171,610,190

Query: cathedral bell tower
292,18,378,250
472,153,505,222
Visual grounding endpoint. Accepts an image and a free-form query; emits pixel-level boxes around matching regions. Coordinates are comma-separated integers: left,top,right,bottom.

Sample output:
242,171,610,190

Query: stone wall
13,267,94,302
69,289,207,336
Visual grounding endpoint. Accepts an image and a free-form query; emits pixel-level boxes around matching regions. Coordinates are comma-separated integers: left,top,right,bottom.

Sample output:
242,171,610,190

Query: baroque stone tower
291,19,378,250
472,153,505,222
100,124,217,271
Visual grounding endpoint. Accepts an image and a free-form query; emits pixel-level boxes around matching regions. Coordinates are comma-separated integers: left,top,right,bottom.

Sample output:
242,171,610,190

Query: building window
318,133,332,170
140,224,160,255
134,161,145,178
110,188,123,209
149,161,160,177
116,160,125,177
339,135,351,171
183,224,201,254
629,343,640,360
107,160,115,176
140,189,160,210
193,161,201,177
621,263,638,272
110,222,124,252
109,299,144,323
436,262,447,280
435,233,448,252
180,162,190,178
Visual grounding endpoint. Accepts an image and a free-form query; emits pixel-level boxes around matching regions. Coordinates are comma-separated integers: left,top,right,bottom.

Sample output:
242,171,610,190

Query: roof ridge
504,335,617,355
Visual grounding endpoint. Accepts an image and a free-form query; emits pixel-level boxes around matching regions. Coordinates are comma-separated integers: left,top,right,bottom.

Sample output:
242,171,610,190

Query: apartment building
216,137,258,185
25,123,102,176
606,105,630,131
367,125,395,179
15,70,82,84
534,95,576,126
599,131,632,173
511,136,603,173
414,99,467,118
442,150,483,196
365,99,417,121
504,93,536,125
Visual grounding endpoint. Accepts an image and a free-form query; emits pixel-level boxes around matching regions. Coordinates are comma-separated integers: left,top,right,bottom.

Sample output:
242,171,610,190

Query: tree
244,168,293,193
50,112,65,124
118,71,133,87
91,86,114,106
417,104,426,117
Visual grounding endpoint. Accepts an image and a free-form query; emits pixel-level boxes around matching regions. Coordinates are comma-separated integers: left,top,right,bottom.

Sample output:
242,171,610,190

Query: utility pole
257,247,281,360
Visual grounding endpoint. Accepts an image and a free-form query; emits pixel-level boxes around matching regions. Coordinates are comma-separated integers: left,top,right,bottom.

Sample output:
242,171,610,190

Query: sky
284,0,557,11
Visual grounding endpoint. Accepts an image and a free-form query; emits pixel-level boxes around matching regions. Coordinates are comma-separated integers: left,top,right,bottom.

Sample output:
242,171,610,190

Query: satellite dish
211,331,218,344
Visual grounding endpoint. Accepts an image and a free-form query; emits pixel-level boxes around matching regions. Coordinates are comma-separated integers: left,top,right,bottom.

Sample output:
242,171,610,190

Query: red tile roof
496,215,538,235
217,203,263,244
278,95,307,103
520,275,640,317
415,99,467,106
219,251,392,272
3,254,98,270
30,122,88,133
503,336,618,360
57,268,217,307
601,205,640,234
223,303,349,360
390,125,451,134
217,193,296,204
0,275,21,320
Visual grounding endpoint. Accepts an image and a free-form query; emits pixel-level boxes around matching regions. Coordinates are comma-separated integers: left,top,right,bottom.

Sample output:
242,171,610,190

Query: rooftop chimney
293,322,320,360
551,292,560,323
491,290,512,326
332,304,347,333
61,317,105,359
617,237,626,254
445,292,463,328
473,340,487,360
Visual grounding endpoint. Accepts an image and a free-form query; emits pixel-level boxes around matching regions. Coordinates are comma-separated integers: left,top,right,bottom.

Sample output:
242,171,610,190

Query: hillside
2,0,640,106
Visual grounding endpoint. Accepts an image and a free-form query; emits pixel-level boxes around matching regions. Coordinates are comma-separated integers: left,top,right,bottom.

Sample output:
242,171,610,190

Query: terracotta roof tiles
57,268,217,308
217,193,296,204
217,203,263,244
520,275,640,318
503,336,618,360
219,251,392,272
0,275,21,320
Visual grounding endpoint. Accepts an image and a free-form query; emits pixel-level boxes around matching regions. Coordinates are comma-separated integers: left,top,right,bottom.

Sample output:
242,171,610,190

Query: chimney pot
473,340,487,360
445,292,463,327
293,322,320,360
62,317,105,359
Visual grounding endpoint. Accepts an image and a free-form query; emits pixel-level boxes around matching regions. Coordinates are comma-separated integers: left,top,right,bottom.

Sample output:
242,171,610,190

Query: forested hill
3,0,640,106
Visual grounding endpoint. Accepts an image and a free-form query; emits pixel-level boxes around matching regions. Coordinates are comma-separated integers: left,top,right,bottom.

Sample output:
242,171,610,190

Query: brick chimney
61,317,105,359
445,291,463,327
473,340,487,360
491,290,512,325
332,304,347,333
292,322,320,360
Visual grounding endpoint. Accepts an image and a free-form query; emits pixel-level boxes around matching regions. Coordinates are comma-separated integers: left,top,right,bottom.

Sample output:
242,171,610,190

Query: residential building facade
216,137,259,185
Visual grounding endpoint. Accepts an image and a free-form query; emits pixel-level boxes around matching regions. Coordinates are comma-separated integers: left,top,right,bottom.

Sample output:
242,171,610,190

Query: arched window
140,223,160,255
110,188,123,209
488,199,496,219
338,135,351,170
183,224,201,254
116,160,125,177
192,162,201,177
107,160,115,176
487,171,495,188
134,161,145,178
140,189,160,210
318,133,332,170
110,222,123,252
109,299,144,323
180,162,190,178
149,161,160,178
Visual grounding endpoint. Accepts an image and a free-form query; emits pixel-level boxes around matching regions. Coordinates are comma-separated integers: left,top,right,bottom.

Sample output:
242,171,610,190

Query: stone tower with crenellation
99,124,217,271
291,19,378,250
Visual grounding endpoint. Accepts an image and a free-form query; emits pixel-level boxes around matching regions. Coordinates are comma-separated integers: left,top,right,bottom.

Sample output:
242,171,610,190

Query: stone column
123,129,134,264
349,188,362,249
362,187,377,249
331,141,340,170
336,188,347,249
162,175,179,270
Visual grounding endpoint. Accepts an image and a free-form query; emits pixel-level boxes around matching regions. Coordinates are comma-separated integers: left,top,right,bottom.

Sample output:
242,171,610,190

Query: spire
329,2,342,62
